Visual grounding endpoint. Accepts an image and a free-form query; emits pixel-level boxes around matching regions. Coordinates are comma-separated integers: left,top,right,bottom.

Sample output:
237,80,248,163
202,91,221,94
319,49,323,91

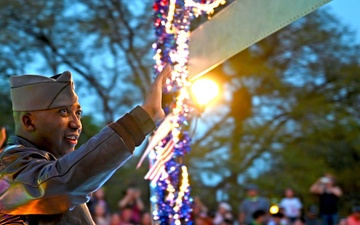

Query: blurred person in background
310,174,342,225
251,210,267,225
192,197,209,223
110,213,122,225
267,212,287,225
279,188,302,224
346,205,360,225
119,206,136,225
118,185,145,224
304,205,321,225
92,203,110,225
239,185,270,225
87,187,110,218
140,212,152,225
213,202,234,225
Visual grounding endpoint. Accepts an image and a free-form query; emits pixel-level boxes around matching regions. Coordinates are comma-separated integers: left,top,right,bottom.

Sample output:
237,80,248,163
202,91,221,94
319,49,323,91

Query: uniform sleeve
0,106,155,215
108,106,155,151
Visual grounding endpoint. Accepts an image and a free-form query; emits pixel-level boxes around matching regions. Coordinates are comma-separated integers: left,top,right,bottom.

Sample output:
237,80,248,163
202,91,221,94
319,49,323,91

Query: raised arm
310,178,325,194
141,65,172,123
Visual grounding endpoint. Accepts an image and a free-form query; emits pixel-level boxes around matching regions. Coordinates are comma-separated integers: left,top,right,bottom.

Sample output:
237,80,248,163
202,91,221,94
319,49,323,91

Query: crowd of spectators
87,174,358,225
87,186,151,225
190,173,354,225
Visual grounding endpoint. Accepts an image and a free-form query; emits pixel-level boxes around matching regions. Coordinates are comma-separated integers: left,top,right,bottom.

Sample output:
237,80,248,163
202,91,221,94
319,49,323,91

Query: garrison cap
10,71,78,111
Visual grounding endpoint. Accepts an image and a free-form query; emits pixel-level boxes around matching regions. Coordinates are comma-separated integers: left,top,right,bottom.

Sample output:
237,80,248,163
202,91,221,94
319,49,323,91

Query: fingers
156,64,172,86
141,64,173,122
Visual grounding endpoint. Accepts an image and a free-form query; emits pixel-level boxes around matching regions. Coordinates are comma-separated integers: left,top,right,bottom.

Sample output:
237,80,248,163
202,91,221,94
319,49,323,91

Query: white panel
188,0,332,80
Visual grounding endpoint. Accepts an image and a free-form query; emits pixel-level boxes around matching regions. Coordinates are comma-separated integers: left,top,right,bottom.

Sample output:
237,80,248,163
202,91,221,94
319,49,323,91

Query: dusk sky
325,0,360,42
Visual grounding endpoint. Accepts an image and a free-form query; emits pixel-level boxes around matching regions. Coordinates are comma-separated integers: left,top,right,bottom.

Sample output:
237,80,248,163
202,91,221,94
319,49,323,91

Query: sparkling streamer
149,1,226,224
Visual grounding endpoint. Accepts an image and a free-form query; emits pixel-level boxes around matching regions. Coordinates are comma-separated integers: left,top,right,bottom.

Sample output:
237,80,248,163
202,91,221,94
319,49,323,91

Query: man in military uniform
0,66,171,224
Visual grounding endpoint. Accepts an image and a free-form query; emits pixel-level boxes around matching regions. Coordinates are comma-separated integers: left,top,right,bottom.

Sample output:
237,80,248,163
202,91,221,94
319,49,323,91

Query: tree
0,0,154,125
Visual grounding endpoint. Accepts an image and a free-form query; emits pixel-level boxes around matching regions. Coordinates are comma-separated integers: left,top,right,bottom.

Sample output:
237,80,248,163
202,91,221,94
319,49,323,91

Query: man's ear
22,113,35,131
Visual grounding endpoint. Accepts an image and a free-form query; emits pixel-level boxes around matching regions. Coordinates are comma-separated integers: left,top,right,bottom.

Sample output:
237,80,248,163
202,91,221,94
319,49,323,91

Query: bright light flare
270,205,279,214
190,78,219,105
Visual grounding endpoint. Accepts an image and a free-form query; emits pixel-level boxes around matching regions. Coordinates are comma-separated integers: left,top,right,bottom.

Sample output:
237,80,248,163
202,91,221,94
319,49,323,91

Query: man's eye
59,108,69,115
76,110,83,117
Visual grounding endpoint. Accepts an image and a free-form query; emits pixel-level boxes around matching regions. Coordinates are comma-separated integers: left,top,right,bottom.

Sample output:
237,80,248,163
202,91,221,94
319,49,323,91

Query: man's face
29,103,82,157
